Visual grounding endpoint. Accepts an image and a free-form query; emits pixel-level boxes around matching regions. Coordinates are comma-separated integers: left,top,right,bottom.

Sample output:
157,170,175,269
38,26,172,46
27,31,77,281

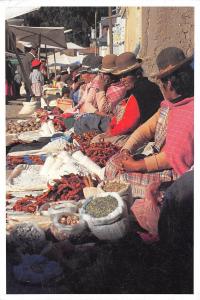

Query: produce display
7,155,46,169
81,142,120,168
102,181,127,192
73,132,120,167
72,131,99,148
7,119,41,134
13,174,88,213
85,195,118,218
59,214,79,225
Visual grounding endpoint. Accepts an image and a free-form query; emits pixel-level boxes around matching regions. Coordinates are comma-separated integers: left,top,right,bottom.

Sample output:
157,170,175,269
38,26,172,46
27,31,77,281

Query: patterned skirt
105,152,179,198
31,82,42,97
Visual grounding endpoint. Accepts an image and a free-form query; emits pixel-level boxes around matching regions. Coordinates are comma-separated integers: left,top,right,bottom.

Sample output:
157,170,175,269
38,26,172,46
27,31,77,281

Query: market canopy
8,25,67,49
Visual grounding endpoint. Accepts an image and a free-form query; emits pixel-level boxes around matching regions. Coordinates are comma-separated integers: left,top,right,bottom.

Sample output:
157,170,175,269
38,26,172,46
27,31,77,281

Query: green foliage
23,7,109,47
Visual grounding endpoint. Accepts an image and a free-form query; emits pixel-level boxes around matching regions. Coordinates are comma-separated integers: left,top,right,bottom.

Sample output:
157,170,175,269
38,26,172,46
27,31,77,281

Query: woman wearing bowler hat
105,47,194,198
90,51,163,146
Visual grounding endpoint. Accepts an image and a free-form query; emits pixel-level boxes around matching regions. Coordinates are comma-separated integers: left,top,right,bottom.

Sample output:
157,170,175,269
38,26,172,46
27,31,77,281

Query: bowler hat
112,52,142,75
153,47,193,79
99,54,117,73
80,54,103,73
31,59,41,68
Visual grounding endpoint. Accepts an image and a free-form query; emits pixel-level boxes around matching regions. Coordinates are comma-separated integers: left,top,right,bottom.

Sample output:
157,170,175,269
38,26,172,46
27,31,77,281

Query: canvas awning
8,25,67,49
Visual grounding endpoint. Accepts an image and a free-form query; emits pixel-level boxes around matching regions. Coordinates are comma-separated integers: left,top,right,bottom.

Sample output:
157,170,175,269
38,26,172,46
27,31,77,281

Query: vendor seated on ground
55,74,64,89
105,47,194,197
77,54,126,114
70,60,96,105
48,72,55,86
89,52,163,147
56,86,74,112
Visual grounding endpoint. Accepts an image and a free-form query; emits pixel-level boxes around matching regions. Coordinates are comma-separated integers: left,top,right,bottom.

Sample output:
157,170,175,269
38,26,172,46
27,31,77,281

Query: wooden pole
38,33,41,59
95,9,97,56
45,44,49,80
108,7,113,54
53,49,57,76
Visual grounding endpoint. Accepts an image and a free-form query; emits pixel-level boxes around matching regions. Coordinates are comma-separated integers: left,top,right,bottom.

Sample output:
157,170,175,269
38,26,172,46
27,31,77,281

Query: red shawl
161,97,194,175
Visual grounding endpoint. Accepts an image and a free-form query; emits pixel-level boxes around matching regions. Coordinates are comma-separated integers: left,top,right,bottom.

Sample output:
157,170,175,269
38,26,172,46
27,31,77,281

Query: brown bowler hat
99,54,117,73
112,52,142,75
152,47,193,79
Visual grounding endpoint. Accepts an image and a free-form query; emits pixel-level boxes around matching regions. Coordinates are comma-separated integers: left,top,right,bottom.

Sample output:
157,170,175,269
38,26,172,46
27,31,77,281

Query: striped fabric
105,152,178,198
153,106,169,152
105,105,178,198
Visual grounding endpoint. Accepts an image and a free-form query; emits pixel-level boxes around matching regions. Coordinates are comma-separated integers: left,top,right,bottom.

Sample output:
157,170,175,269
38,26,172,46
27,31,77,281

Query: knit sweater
122,97,194,175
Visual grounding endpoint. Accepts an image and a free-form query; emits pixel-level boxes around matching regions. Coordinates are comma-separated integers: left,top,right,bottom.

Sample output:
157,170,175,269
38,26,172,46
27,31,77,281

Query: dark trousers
74,113,111,135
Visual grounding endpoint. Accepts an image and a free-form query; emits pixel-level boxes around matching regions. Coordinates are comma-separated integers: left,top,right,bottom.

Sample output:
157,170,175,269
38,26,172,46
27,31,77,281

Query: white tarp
47,52,86,66
9,25,67,48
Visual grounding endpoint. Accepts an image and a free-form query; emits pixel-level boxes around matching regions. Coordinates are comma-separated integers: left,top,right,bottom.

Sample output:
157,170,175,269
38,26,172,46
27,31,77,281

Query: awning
9,25,67,49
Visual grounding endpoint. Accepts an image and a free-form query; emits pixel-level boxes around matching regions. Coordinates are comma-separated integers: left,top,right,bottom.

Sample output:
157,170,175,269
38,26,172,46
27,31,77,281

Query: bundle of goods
13,254,63,285
81,142,120,168
80,192,129,240
7,164,48,192
6,154,46,169
98,180,133,208
12,174,89,213
18,101,40,115
6,119,41,134
50,212,86,240
34,108,49,119
56,98,73,112
39,200,78,217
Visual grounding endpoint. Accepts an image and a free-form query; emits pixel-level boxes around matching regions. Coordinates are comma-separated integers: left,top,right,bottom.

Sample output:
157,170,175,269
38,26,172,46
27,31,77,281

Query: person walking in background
29,59,44,102
13,65,22,99
21,43,38,101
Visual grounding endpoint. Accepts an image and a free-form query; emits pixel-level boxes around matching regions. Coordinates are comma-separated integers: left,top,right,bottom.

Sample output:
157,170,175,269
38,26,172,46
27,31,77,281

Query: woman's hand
96,74,108,91
116,155,147,172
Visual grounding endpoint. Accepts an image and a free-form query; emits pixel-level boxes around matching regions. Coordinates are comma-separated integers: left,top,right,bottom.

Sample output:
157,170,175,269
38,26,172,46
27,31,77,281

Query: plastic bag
13,254,63,284
6,164,47,192
89,217,130,240
10,222,46,252
98,180,133,208
50,212,87,240
41,138,68,152
39,154,56,177
47,201,78,218
72,150,105,180
131,182,161,235
47,120,56,134
40,122,52,136
18,101,40,115
80,192,127,226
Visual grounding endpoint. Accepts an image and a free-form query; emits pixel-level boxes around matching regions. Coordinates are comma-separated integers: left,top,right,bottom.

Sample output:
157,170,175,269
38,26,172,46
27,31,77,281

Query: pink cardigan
162,97,194,175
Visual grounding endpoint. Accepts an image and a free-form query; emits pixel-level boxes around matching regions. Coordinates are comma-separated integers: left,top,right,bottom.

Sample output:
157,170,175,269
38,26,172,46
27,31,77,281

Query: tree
22,7,108,47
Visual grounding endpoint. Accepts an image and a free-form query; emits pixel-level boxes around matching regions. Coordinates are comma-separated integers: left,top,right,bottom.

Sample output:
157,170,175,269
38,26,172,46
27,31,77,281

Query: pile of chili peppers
13,174,88,213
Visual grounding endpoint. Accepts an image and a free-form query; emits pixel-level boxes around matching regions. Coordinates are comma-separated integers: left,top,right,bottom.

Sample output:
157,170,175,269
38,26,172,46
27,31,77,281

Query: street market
5,5,194,295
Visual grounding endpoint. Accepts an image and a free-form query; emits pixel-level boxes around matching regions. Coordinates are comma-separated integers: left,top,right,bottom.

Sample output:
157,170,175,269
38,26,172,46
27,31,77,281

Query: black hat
80,54,103,73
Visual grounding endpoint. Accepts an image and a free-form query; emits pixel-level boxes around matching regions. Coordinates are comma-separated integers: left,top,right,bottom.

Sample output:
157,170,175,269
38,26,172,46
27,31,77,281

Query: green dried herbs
103,182,127,192
85,196,118,218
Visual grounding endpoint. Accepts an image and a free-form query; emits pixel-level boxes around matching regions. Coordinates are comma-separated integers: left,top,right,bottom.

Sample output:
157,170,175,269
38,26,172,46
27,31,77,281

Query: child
29,59,44,101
